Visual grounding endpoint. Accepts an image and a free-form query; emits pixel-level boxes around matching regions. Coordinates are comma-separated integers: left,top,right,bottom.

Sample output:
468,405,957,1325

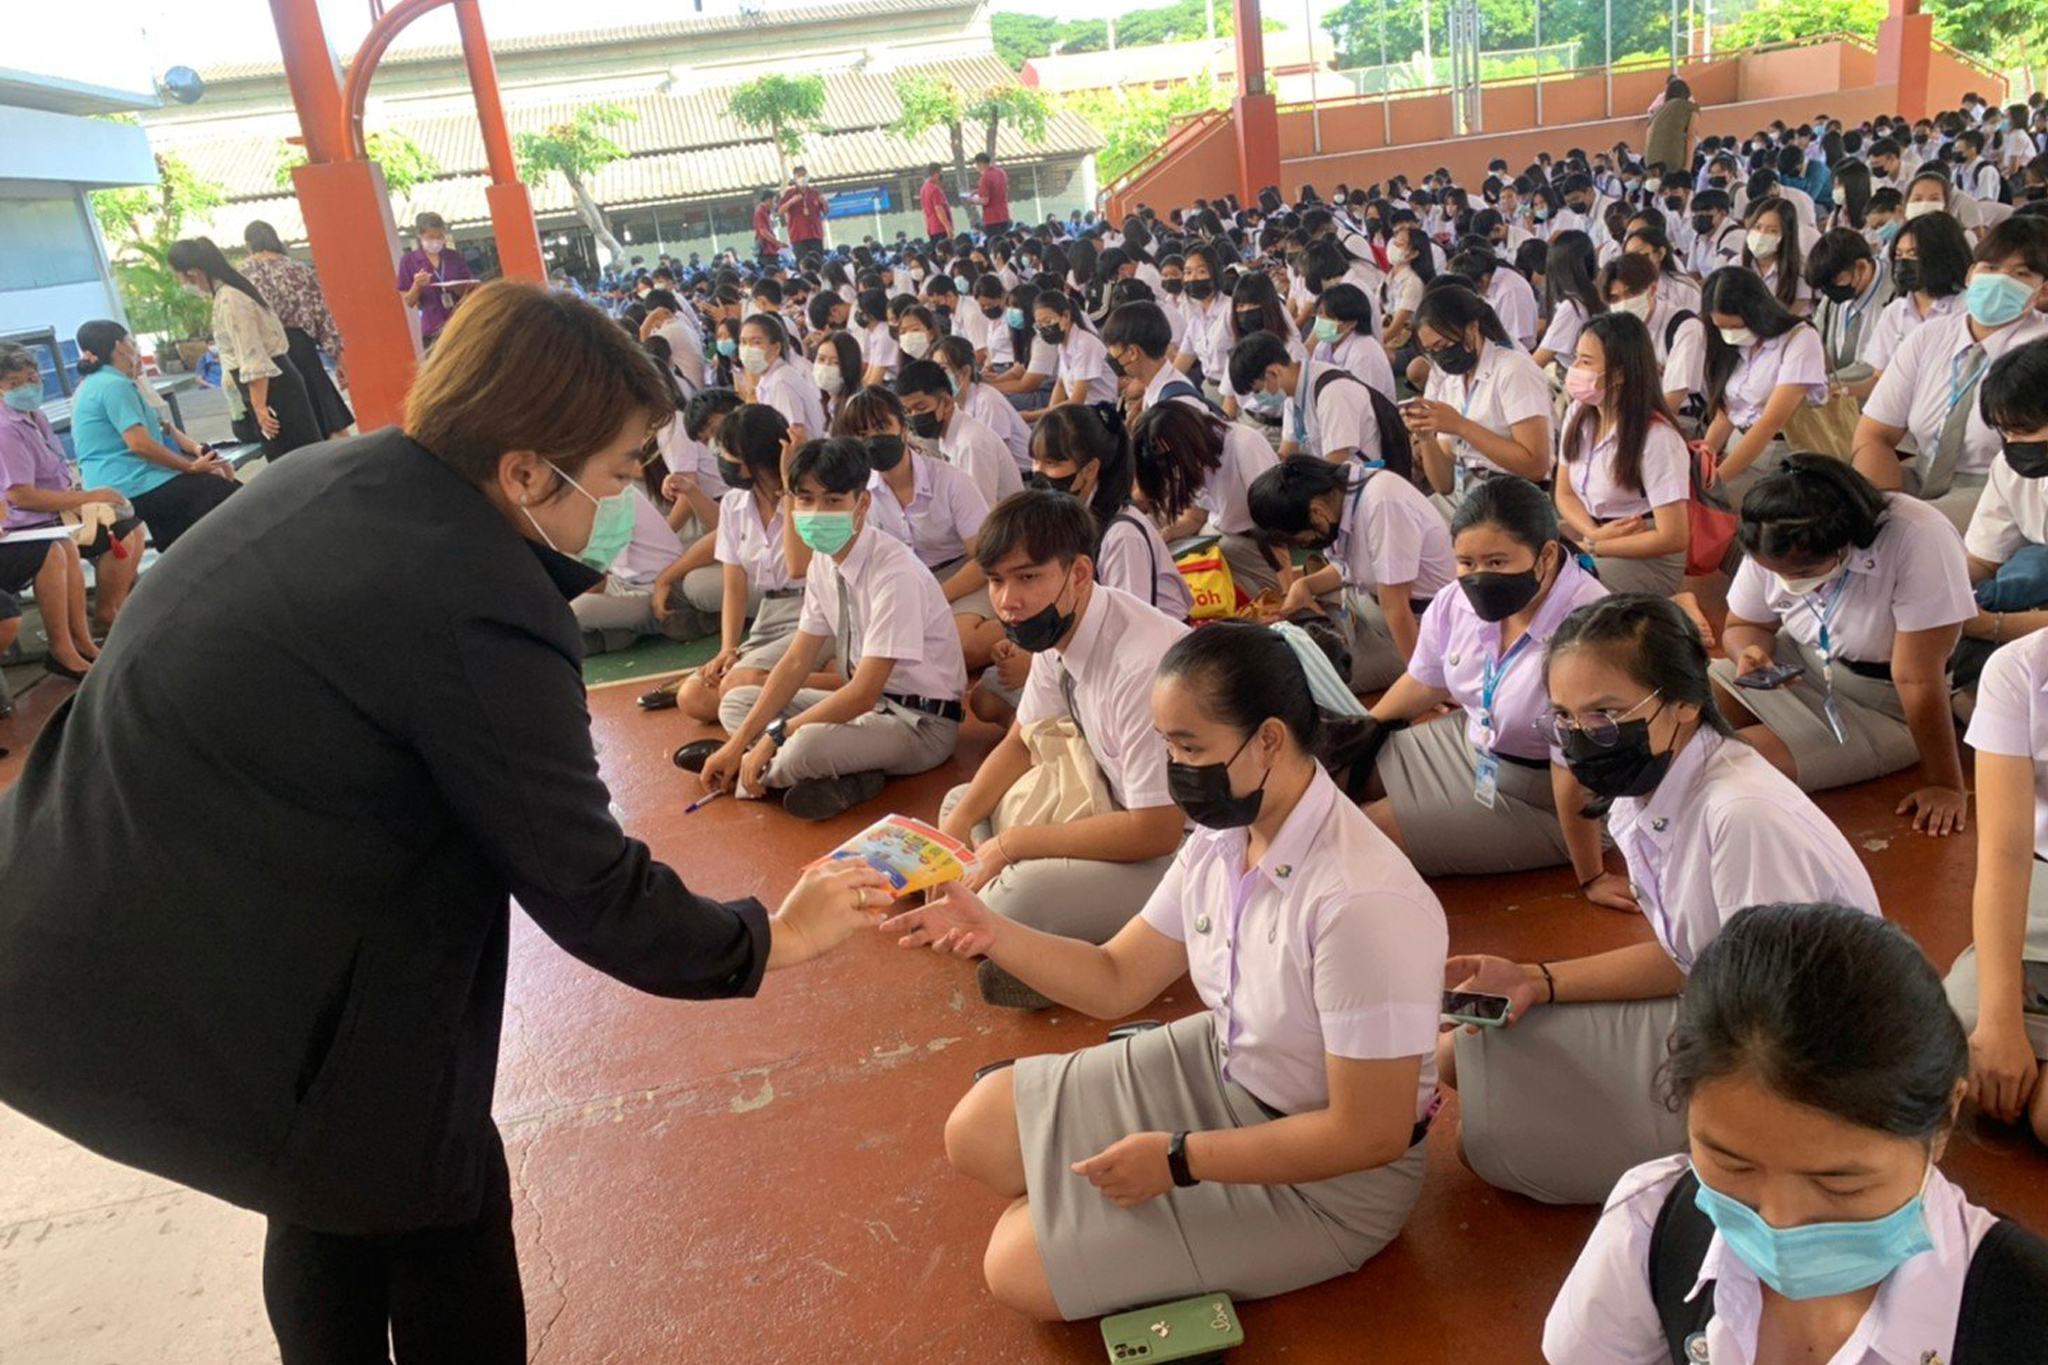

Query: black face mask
906,411,943,440
981,304,1005,320
1891,257,1921,292
1185,277,1216,300
1235,310,1264,335
1162,277,1184,295
1037,323,1066,344
1708,175,1729,189
1818,277,1860,304
865,434,907,471
1298,519,1339,552
717,457,750,490
934,305,954,328
2028,184,2048,202
1027,469,1079,494
1914,132,1930,145
1458,567,1541,621
1691,211,1717,236
1002,580,1078,653
1429,340,1479,376
1663,195,1686,213
854,311,873,329
2005,439,2048,479
1167,730,1268,830
1560,714,1674,800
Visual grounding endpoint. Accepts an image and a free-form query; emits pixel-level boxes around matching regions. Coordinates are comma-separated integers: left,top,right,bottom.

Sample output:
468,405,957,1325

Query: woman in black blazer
0,282,889,1362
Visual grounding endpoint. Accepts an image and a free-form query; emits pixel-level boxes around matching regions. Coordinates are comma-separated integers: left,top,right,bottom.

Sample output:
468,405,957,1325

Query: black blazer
0,428,768,1234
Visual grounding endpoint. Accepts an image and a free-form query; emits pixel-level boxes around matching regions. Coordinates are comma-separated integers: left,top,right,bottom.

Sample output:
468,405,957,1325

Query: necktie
1921,342,1987,501
836,568,857,673
1059,665,1088,745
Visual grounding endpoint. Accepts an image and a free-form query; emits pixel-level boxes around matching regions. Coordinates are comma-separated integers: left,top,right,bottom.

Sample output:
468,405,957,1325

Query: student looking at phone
1441,594,1878,1206
1401,286,1554,503
1545,903,2048,1363
1710,454,1974,836
888,622,1445,1320
1361,477,1609,876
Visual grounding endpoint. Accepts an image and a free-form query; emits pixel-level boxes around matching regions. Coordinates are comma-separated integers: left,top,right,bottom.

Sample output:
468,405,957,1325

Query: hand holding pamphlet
806,815,980,899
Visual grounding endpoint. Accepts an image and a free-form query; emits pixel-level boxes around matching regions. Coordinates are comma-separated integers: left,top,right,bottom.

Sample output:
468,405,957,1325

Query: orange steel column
269,0,417,430
1230,0,1282,206
1876,0,1935,122
454,0,546,284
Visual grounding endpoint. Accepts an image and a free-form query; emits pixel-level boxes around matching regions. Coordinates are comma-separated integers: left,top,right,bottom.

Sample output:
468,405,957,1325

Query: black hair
1451,473,1562,552
1228,270,1290,342
1742,197,1807,309
1976,215,2048,277
682,386,743,444
787,435,872,495
74,318,129,376
165,236,270,312
1700,267,1808,418
855,286,889,327
1665,903,1966,1143
1029,402,1133,529
722,402,790,488
1413,284,1514,351
1317,281,1373,330
1562,312,1679,497
973,488,1100,573
1157,619,1322,750
817,330,862,400
807,290,843,332
1546,592,1736,738
1227,330,1292,396
1542,229,1605,327
1131,399,1228,522
1245,454,1355,547
932,332,976,378
1624,225,1683,280
831,384,906,438
892,358,952,400
243,220,288,255
1893,210,1972,297
752,277,785,307
1102,301,1174,359
1737,452,1888,561
741,312,789,357
1804,226,1874,289
1980,337,2048,433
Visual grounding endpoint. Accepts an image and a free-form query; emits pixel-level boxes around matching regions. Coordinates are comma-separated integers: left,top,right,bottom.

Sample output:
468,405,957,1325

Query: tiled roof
158,53,1096,209
194,0,981,84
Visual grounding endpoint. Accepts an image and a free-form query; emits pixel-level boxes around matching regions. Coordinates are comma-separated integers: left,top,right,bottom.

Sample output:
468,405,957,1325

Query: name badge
1473,750,1500,809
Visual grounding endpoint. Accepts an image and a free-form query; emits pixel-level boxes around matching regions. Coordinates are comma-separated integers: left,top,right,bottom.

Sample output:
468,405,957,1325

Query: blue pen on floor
683,790,725,815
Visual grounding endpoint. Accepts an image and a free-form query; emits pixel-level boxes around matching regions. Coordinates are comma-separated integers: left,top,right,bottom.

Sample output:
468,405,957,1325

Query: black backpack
1154,377,1229,421
1648,1168,2048,1365
1104,510,1163,611
1311,367,1415,482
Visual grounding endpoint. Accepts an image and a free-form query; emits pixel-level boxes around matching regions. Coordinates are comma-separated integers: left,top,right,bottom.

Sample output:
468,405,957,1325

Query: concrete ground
3,656,2046,1364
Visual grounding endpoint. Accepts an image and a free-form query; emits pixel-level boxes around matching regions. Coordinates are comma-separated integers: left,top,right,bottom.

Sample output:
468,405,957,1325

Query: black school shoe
638,677,683,710
781,770,886,822
672,738,723,772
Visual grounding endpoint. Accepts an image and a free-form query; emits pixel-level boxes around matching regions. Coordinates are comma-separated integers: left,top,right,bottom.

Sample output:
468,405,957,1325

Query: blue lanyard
1807,573,1851,665
1947,347,1989,417
1480,630,1537,733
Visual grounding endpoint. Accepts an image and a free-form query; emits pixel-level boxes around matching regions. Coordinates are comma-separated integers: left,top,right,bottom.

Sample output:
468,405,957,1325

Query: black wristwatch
765,718,790,750
1167,1131,1198,1188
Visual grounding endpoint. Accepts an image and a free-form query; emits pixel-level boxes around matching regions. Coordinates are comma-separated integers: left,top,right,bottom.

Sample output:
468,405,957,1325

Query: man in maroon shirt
918,163,953,245
777,165,827,264
965,152,1011,236
752,190,785,265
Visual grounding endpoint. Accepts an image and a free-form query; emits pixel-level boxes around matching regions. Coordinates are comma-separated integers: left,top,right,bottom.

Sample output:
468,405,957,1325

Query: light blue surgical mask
524,464,636,573
951,274,969,292
1005,307,1025,329
1966,270,2036,328
716,337,738,358
2,382,40,413
794,508,857,555
1691,1161,1935,1300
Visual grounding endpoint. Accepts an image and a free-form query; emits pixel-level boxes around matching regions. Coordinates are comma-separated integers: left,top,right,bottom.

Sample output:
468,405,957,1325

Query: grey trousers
572,577,714,654
718,686,958,785
939,784,1176,943
1945,864,2048,1059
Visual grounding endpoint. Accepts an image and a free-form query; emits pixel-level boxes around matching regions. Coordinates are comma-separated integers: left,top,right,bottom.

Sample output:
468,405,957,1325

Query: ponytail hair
1158,619,1322,751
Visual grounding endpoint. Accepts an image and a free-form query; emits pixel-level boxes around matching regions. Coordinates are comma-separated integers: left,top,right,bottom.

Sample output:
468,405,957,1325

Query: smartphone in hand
1442,989,1513,1028
1733,662,1804,691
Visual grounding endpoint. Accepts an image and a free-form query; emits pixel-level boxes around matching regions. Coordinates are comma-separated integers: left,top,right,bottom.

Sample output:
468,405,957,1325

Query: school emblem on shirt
1194,914,1212,934
1920,1353,1946,1365
1684,1332,1710,1363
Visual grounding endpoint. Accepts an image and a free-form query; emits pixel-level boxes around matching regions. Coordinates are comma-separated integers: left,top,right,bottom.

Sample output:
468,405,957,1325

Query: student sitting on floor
1442,593,1878,1206
1551,311,1694,596
700,437,965,821
894,358,1022,511
1129,399,1282,598
937,491,1187,1010
569,450,711,655
1711,454,1973,835
888,621,1445,1321
646,388,743,640
1229,330,1386,467
934,335,1030,474
1401,286,1555,508
1030,405,1190,619
1362,476,1609,877
1546,903,2048,1363
1956,341,2048,687
1247,455,1454,691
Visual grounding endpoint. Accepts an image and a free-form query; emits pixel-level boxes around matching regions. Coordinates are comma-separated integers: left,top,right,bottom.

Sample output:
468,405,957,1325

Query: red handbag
1686,439,1740,578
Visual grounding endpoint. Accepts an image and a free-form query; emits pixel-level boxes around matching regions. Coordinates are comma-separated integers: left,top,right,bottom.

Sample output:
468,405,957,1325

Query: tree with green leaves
991,0,1242,70
90,152,223,341
514,103,637,265
1063,75,1228,184
966,84,1052,162
274,130,440,199
890,73,971,187
1926,0,2046,73
1719,0,1886,46
727,74,829,184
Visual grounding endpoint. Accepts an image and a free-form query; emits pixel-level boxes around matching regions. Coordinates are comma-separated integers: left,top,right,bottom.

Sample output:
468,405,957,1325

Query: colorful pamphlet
809,814,979,898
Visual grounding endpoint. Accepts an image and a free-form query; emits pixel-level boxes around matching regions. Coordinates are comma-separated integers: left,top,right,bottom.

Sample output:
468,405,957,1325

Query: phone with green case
1100,1293,1243,1363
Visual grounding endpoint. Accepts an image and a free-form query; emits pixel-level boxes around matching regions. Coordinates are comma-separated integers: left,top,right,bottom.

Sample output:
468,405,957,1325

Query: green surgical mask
1312,316,1342,345
794,508,857,555
526,463,636,572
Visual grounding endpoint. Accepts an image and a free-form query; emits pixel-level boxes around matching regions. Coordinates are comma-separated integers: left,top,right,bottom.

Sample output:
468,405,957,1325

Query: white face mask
421,237,446,253
1720,325,1758,347
1904,200,1942,220
1389,246,1415,265
814,362,845,394
739,344,770,376
1747,229,1781,259
1614,292,1654,321
899,331,932,359
1775,555,1848,597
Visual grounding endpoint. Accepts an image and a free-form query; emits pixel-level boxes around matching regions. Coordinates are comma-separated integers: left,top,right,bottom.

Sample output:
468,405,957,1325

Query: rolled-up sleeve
213,290,283,381
1311,888,1444,1061
411,606,769,999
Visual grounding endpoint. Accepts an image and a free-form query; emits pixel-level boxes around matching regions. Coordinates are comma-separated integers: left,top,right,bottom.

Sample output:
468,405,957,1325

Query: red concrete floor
5,669,2047,1363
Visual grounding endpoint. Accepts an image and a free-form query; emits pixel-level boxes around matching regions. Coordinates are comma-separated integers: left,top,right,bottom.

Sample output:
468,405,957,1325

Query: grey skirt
1453,995,1689,1206
1014,1013,1426,1321
1945,863,2048,1059
735,592,821,673
1377,715,1569,876
1708,634,1913,792
1590,548,1686,597
1339,586,1409,693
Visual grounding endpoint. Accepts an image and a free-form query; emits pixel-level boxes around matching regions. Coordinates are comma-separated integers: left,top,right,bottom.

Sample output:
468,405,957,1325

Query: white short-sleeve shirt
1543,1154,1997,1365
1726,494,1975,662
1607,730,1881,973
1057,328,1121,405
712,487,796,592
1014,584,1187,811
1408,558,1610,759
870,452,989,570
1424,341,1556,478
1537,296,1594,358
1316,327,1397,399
1380,267,1425,324
863,320,900,373
939,406,1024,507
1965,452,2048,565
756,357,828,438
1862,311,2048,480
962,380,1031,472
1719,324,1828,428
1648,298,1708,401
1183,294,1232,379
1563,411,1693,520
1861,292,1967,373
1968,630,2048,858
1098,507,1193,618
1487,268,1542,349
1138,768,1446,1119
1333,469,1456,598
794,522,967,701
1195,422,1281,535
1283,360,1379,463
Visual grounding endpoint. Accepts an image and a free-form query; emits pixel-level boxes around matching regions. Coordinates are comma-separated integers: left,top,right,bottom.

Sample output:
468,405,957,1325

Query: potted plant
91,152,224,370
